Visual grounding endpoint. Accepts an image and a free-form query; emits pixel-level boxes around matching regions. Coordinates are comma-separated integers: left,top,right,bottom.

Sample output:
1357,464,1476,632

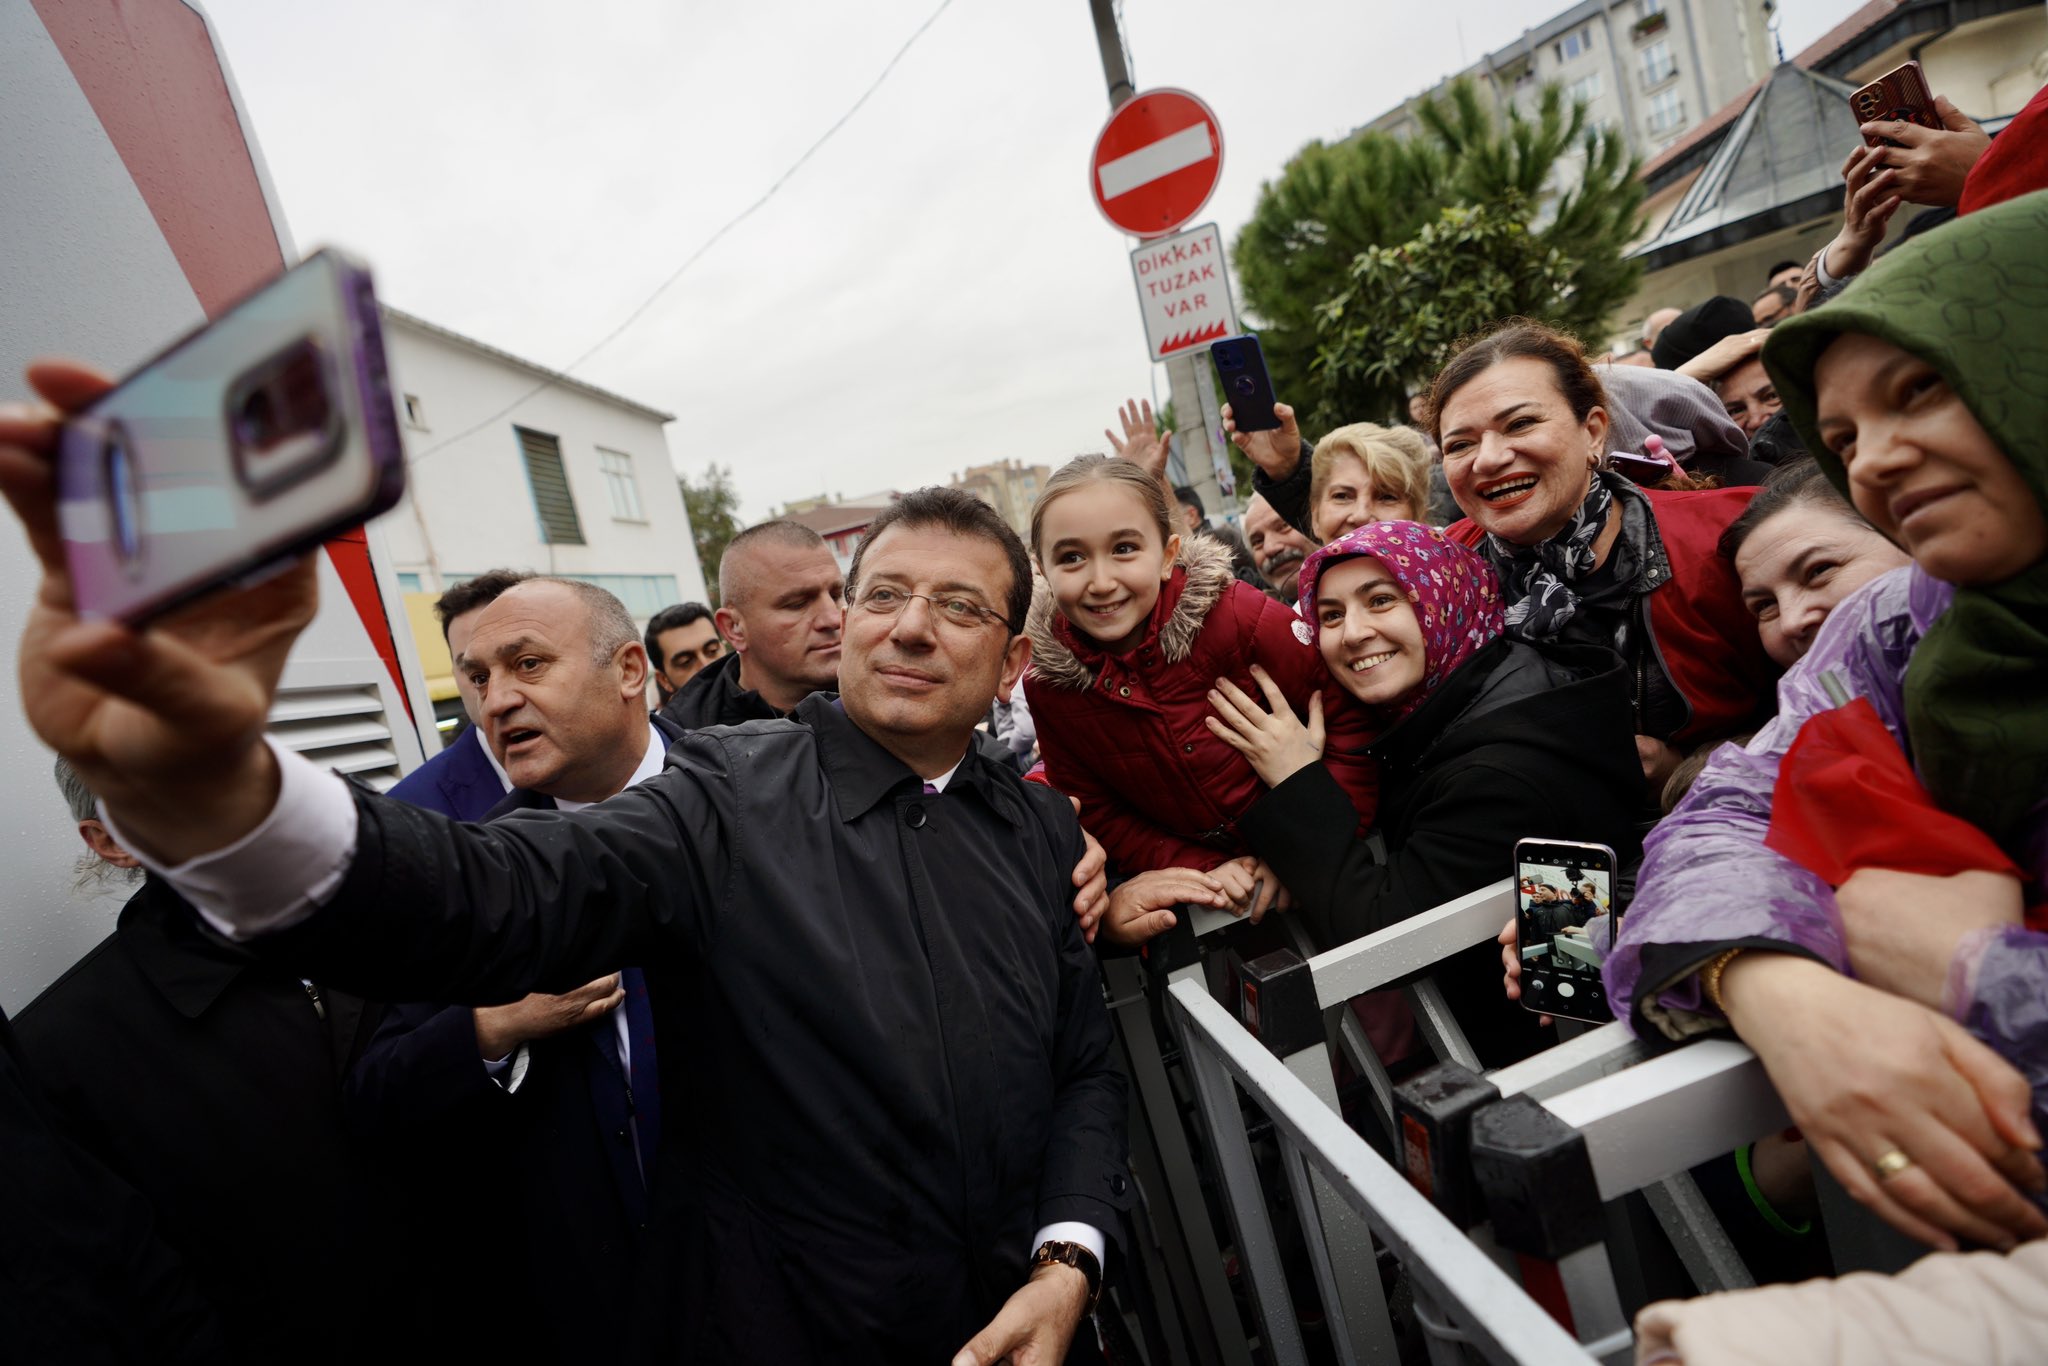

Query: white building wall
378,317,708,618
1,4,425,1010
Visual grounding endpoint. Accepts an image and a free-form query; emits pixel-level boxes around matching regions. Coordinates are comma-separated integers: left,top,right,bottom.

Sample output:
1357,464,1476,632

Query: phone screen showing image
1515,840,1619,1023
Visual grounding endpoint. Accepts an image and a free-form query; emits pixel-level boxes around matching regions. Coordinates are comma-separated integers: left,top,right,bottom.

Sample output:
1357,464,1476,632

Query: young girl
1023,454,1380,934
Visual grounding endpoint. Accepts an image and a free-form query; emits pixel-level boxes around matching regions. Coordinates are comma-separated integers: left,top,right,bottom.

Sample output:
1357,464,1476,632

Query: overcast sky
202,0,1861,523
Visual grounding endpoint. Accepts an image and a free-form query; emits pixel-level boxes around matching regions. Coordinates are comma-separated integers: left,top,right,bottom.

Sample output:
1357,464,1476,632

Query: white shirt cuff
482,1043,531,1093
1031,1221,1106,1273
100,735,360,942
1814,245,1848,290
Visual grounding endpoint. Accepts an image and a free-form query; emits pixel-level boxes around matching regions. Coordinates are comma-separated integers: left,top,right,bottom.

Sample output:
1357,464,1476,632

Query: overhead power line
409,0,959,466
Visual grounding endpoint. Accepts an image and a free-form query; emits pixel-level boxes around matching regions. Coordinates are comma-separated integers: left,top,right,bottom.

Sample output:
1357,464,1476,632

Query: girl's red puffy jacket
1024,535,1379,875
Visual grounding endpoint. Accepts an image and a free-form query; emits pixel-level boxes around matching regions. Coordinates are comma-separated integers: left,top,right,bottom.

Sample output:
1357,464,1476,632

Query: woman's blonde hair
1029,454,1175,560
1307,423,1433,539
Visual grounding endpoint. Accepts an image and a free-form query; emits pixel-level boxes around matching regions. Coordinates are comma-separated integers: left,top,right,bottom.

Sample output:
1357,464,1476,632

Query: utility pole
1086,0,1230,519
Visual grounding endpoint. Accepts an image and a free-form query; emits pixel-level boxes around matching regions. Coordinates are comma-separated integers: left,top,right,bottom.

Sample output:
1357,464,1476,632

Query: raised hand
1104,398,1171,485
1861,95,1990,208
1222,400,1304,481
0,362,319,863
1824,143,1906,280
1205,665,1324,789
1674,329,1771,385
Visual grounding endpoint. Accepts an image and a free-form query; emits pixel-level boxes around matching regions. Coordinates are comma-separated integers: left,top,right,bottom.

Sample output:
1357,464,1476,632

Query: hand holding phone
1513,838,1621,1023
56,248,404,627
1210,334,1280,432
1851,61,1941,149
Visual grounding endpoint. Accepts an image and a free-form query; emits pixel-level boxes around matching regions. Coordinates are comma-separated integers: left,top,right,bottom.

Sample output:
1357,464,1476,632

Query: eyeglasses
853,585,1014,633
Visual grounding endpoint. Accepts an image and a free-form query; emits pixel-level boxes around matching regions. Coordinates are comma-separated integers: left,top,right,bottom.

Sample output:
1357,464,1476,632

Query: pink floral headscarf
1297,520,1506,719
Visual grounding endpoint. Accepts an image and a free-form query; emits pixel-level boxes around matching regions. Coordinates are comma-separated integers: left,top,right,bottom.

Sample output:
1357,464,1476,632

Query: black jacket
348,717,683,1363
12,880,387,1363
258,694,1131,1364
1240,637,1642,1066
657,649,786,732
0,1000,225,1365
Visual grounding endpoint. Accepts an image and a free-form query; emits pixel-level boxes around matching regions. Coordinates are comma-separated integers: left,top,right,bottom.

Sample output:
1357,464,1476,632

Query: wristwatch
1031,1239,1102,1314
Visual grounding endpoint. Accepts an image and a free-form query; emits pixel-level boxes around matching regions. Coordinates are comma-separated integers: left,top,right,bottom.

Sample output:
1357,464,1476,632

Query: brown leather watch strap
1030,1239,1102,1314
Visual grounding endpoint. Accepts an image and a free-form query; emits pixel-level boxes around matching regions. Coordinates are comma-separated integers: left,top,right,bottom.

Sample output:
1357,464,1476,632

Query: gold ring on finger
1873,1148,1914,1181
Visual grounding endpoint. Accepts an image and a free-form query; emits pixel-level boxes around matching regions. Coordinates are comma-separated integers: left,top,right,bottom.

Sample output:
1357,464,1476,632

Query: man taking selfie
0,374,1123,1363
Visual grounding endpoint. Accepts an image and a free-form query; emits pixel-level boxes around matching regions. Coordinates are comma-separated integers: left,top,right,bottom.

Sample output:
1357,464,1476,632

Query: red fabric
1960,82,2048,215
1026,572,1378,875
1764,698,2043,928
1445,484,1773,746
322,528,413,725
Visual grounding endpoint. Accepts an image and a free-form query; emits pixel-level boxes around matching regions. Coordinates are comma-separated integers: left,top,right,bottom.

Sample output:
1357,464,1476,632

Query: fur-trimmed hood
1026,533,1241,691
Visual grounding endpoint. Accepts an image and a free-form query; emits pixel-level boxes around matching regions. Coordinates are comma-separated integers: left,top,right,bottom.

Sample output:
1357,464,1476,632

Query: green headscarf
1763,190,2048,855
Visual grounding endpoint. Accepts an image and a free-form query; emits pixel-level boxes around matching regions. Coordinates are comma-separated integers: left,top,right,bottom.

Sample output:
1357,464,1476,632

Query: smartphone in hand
1851,60,1941,148
57,248,405,626
1513,838,1621,1024
1210,334,1280,432
1608,452,1674,485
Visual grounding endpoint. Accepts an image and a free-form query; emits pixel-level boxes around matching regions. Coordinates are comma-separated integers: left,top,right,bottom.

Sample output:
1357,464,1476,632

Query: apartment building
1361,0,1776,162
950,459,1053,539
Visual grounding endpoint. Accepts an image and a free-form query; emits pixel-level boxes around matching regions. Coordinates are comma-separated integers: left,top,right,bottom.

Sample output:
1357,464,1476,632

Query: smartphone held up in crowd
56,248,406,627
1513,837,1620,1024
1210,333,1281,432
1850,60,1941,147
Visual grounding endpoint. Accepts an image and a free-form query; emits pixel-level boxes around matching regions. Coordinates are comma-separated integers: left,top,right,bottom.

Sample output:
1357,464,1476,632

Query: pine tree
1233,78,1645,429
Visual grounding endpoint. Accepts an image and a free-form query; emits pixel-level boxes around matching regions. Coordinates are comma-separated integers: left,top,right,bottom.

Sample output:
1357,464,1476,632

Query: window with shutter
269,681,403,792
516,426,585,545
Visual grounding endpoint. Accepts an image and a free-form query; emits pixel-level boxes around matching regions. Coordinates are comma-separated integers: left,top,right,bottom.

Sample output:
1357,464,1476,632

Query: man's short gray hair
717,520,828,609
54,757,142,892
531,578,641,665
54,756,95,824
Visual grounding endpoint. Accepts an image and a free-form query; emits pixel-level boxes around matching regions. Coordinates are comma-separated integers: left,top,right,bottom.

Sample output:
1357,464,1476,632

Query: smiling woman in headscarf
1605,190,2048,1257
1205,520,1642,1066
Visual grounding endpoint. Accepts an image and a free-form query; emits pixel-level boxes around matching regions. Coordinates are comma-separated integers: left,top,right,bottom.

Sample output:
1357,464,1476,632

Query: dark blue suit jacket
356,716,677,1362
385,726,506,823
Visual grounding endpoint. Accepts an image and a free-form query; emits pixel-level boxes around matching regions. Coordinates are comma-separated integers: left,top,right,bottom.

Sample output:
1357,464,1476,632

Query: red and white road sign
1090,88,1223,238
1130,223,1237,361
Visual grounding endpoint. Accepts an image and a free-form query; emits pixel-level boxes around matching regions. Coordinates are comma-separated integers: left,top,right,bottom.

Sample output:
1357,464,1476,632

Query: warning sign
1130,222,1237,362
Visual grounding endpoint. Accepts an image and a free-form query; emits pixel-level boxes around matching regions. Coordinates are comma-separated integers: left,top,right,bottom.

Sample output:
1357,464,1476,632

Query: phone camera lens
103,424,142,567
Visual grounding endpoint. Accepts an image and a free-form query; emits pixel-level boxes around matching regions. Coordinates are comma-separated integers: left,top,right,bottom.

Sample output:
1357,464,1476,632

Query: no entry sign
1130,223,1237,361
1090,88,1223,238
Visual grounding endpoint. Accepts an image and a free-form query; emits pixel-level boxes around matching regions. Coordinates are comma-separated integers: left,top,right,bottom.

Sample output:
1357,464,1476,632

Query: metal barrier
1104,880,1516,1361
1110,873,1914,1363
1168,974,1596,1365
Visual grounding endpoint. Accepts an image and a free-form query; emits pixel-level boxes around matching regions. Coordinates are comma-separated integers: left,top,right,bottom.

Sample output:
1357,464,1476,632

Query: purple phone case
57,249,406,627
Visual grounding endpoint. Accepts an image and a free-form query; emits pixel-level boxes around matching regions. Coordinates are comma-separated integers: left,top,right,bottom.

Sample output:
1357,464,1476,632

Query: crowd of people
0,72,2044,1366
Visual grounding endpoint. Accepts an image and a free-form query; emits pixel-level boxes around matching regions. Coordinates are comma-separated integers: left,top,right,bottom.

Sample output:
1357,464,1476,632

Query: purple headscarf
1297,520,1506,719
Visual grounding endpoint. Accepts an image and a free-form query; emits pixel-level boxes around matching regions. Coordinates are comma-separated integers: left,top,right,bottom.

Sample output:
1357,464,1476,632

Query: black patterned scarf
1485,469,1620,640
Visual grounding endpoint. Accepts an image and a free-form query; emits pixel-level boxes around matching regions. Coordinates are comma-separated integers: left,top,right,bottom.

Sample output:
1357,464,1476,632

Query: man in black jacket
660,519,844,731
14,763,389,1363
356,578,678,1361
7,387,1123,1365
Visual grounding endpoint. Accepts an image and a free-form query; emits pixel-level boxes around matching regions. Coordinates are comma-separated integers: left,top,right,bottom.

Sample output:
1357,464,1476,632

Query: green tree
678,464,742,597
1234,78,1644,429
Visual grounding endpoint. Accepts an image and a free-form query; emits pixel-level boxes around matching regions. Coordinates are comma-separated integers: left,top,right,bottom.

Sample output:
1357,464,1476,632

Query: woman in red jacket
1023,455,1379,939
1424,321,1775,795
